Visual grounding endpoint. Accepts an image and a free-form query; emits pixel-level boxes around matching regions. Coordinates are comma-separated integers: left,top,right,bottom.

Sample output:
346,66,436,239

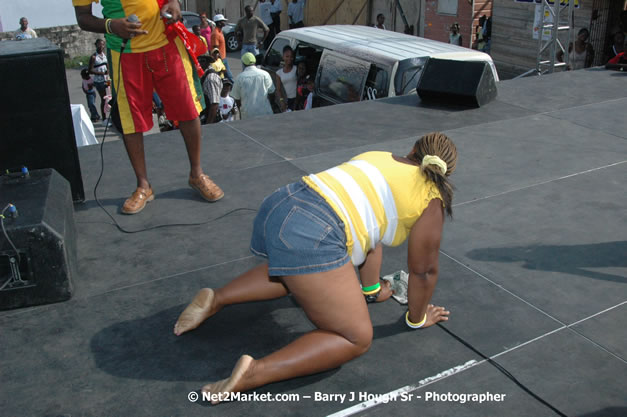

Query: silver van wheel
226,34,240,52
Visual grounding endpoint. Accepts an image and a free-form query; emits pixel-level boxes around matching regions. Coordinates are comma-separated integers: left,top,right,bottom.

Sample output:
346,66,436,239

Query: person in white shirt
288,0,306,29
303,76,314,110
277,46,297,110
15,17,37,40
373,13,385,30
270,0,282,37
231,53,276,119
219,80,238,122
258,0,274,49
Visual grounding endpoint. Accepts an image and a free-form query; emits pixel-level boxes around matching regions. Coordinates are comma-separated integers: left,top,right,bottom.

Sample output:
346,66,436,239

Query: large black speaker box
417,58,498,108
0,38,85,202
0,169,77,310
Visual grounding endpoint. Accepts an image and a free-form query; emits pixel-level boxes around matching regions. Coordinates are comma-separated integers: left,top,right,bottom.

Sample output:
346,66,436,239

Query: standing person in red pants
73,0,224,214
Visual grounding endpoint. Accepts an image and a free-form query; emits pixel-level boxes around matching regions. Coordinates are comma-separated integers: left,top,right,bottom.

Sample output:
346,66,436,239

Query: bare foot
202,355,255,404
174,288,217,336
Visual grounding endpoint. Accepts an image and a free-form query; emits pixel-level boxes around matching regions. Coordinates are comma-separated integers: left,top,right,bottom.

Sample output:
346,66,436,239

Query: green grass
64,55,91,69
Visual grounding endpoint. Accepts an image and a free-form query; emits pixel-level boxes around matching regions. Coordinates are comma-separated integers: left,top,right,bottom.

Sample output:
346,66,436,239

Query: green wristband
361,281,381,295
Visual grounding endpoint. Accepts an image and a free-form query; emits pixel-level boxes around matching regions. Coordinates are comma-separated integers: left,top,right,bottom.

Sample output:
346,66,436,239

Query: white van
261,25,499,107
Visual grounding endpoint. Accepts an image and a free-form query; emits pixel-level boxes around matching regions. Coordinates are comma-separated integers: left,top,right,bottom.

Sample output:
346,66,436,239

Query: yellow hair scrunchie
421,155,448,176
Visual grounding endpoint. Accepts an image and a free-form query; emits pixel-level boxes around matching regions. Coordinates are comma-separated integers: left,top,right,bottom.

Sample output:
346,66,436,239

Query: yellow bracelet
405,311,427,329
105,18,113,34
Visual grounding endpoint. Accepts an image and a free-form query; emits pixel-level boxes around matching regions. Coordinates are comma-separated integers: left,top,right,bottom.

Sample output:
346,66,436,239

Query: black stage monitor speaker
0,169,77,310
0,38,85,202
417,58,498,108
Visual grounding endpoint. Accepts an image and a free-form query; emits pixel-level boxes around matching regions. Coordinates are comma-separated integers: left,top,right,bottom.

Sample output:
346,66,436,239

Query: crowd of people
12,4,625,130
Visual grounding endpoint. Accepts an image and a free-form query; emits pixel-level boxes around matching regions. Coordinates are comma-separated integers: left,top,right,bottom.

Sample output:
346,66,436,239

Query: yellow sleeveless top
303,151,442,265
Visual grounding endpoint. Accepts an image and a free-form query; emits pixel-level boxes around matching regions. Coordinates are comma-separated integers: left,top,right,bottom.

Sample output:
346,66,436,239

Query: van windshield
395,58,428,96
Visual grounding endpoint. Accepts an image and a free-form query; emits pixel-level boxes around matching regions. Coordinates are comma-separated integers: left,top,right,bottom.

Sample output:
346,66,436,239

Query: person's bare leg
174,264,288,336
358,243,393,302
178,117,203,179
122,132,150,189
202,262,373,403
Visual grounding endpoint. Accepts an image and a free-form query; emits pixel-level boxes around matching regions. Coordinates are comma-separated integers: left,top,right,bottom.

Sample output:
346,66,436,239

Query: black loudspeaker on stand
0,169,77,310
0,38,85,202
417,58,498,108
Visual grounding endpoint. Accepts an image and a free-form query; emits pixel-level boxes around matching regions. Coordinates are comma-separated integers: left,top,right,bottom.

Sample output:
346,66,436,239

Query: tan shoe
121,186,154,214
189,174,224,202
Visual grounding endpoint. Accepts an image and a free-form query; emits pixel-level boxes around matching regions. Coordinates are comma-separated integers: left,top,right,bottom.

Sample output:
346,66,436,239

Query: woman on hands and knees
174,132,457,403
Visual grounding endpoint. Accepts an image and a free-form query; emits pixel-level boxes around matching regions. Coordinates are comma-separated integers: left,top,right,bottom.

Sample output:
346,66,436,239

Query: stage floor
1,68,626,417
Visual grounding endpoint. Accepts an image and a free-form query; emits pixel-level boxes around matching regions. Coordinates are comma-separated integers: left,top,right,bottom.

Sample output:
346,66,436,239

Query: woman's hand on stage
423,304,450,328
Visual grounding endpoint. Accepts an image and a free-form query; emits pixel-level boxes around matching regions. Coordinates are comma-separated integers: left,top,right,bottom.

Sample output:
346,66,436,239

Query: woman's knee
348,324,373,356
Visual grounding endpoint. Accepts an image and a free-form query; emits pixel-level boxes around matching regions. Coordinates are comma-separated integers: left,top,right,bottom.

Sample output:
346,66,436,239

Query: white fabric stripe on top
347,160,399,245
325,167,380,256
307,174,365,265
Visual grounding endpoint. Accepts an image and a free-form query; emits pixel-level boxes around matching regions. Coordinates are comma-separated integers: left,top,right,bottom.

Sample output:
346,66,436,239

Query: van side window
363,65,389,100
295,44,323,80
395,58,427,95
265,38,291,69
317,53,370,103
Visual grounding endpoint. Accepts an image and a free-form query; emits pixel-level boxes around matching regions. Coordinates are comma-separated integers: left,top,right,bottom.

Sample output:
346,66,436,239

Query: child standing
81,68,100,122
303,75,315,110
210,48,227,79
219,80,238,122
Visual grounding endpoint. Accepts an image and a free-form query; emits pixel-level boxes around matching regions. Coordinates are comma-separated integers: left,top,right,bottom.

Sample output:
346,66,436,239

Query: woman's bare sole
174,288,216,336
202,355,255,404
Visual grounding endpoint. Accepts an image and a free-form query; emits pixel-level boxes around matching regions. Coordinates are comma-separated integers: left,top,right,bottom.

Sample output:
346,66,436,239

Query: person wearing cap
235,5,270,68
210,48,226,79
230,52,275,119
174,132,456,401
218,79,238,122
73,0,225,214
211,14,234,82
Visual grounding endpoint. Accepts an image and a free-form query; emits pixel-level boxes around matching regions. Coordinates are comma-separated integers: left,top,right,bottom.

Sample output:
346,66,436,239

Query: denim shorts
250,180,350,276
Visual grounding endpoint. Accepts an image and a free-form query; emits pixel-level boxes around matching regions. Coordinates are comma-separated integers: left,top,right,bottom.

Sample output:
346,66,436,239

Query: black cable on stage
436,322,568,417
92,29,257,235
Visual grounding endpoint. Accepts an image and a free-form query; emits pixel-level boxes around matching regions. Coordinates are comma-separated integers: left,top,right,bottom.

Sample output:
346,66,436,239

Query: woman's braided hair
409,132,458,218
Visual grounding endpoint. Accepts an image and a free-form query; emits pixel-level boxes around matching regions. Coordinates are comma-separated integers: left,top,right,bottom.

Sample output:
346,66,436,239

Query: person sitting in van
303,75,315,110
288,0,306,29
295,61,309,110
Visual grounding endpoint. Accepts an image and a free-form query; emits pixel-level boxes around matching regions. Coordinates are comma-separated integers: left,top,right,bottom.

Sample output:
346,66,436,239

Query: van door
363,64,391,101
315,51,371,106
